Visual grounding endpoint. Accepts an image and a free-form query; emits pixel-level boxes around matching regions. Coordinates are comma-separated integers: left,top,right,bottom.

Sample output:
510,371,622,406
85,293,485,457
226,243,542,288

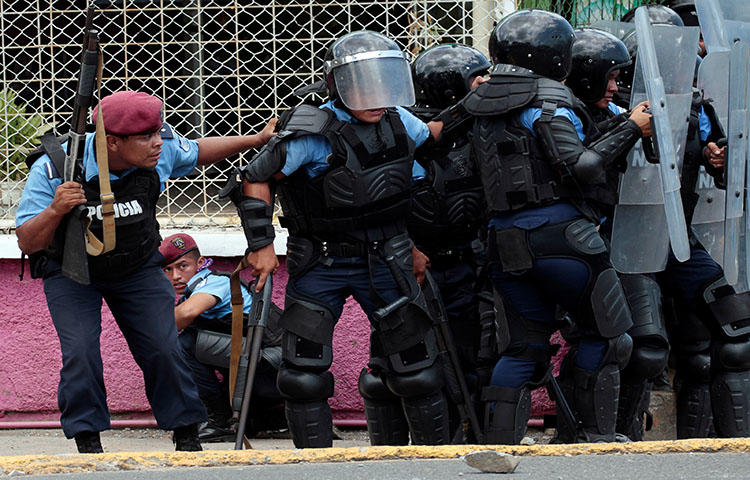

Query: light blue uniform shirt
520,106,586,142
698,106,711,142
16,126,199,227
184,268,252,319
608,102,627,115
280,100,429,180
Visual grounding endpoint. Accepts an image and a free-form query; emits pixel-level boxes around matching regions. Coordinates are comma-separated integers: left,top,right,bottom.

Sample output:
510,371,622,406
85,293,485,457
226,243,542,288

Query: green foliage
0,89,54,181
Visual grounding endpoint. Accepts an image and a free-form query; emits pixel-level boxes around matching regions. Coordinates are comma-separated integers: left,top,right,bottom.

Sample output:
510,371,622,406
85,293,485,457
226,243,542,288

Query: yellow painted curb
1,438,749,476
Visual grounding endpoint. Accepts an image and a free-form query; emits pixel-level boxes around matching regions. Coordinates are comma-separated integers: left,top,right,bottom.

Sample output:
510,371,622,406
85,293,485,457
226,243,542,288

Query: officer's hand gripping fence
62,3,116,285
634,6,691,263
420,269,484,444
229,257,273,450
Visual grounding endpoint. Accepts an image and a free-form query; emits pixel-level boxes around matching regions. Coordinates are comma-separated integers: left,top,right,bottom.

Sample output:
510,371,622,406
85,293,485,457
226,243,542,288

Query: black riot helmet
568,29,631,104
323,30,415,110
621,4,685,26
488,9,576,81
412,44,491,109
616,5,684,100
671,2,699,27
614,30,639,103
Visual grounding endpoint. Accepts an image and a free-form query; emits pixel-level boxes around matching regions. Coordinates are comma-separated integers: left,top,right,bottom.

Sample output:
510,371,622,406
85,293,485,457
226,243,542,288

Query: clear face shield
326,50,416,110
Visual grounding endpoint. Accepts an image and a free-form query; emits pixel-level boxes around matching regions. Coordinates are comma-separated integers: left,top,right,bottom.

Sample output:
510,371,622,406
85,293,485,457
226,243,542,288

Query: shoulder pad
462,71,538,116
159,123,174,139
533,78,576,109
279,104,337,136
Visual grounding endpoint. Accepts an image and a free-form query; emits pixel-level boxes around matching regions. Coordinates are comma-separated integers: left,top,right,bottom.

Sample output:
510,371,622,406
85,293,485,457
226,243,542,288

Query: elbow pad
237,196,275,253
242,138,287,183
588,119,642,167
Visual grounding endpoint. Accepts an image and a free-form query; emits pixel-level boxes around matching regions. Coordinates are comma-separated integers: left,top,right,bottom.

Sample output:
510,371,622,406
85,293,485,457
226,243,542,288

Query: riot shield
693,52,728,266
610,14,699,273
589,20,635,40
722,42,750,286
696,0,750,53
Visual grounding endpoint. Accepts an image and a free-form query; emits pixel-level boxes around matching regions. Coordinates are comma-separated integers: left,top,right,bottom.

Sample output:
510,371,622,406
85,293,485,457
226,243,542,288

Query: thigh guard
702,276,750,338
279,294,335,370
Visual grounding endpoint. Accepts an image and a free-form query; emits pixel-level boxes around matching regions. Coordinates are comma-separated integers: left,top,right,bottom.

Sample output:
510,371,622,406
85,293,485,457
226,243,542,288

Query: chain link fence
0,0,669,232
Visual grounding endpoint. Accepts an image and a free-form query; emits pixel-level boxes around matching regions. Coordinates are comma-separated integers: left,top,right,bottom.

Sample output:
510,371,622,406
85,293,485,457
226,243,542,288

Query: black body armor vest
277,107,416,243
466,70,586,215
410,135,484,249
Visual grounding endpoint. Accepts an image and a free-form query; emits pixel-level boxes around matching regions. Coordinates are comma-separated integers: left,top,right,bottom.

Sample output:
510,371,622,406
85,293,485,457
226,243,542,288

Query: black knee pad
625,341,670,380
358,368,396,401
677,351,711,384
601,334,633,370
276,368,334,401
386,364,443,398
712,337,750,372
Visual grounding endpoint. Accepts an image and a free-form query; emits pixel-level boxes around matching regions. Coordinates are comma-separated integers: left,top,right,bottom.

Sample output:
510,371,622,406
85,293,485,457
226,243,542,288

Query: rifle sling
229,256,251,405
86,51,116,256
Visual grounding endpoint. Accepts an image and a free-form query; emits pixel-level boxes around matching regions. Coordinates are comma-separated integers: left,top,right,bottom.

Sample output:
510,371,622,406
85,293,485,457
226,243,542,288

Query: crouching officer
159,233,284,442
15,91,276,453
223,31,448,448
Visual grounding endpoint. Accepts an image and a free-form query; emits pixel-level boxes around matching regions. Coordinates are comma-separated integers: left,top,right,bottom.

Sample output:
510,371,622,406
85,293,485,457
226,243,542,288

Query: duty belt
502,182,574,212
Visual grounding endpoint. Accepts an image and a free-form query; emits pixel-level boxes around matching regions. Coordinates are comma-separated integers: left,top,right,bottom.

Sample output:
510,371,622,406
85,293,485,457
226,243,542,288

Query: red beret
92,91,163,136
159,233,199,266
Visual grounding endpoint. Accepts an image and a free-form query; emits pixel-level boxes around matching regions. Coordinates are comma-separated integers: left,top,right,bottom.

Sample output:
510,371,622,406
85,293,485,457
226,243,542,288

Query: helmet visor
331,51,416,110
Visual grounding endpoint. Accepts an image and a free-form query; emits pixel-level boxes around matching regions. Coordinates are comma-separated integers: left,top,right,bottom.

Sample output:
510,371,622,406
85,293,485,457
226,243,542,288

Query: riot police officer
406,44,491,441
574,8,750,439
225,31,449,448
567,27,667,441
435,9,649,444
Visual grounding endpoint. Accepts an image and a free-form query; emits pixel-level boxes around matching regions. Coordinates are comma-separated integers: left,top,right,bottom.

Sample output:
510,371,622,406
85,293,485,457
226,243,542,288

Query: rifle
229,259,274,450
61,4,116,284
374,256,483,444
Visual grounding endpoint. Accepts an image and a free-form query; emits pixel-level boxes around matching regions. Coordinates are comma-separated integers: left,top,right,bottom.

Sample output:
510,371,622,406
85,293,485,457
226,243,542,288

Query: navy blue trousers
43,252,206,438
290,257,402,320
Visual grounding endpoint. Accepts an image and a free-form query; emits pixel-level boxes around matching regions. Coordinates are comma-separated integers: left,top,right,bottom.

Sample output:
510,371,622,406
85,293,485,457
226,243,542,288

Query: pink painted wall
0,257,558,425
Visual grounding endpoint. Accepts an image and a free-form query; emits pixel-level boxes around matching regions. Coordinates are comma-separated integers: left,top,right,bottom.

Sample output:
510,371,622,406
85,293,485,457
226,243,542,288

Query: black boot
573,364,620,443
173,423,203,451
616,380,651,441
711,371,750,437
198,397,236,443
74,431,103,454
402,391,450,445
285,400,333,448
676,382,713,439
482,385,531,445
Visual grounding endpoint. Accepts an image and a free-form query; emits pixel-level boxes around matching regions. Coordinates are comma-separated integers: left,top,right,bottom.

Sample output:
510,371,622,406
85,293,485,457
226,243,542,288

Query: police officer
15,91,276,453
435,9,653,443
574,10,750,439
225,31,448,448
159,233,283,443
567,27,666,441
408,44,490,438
